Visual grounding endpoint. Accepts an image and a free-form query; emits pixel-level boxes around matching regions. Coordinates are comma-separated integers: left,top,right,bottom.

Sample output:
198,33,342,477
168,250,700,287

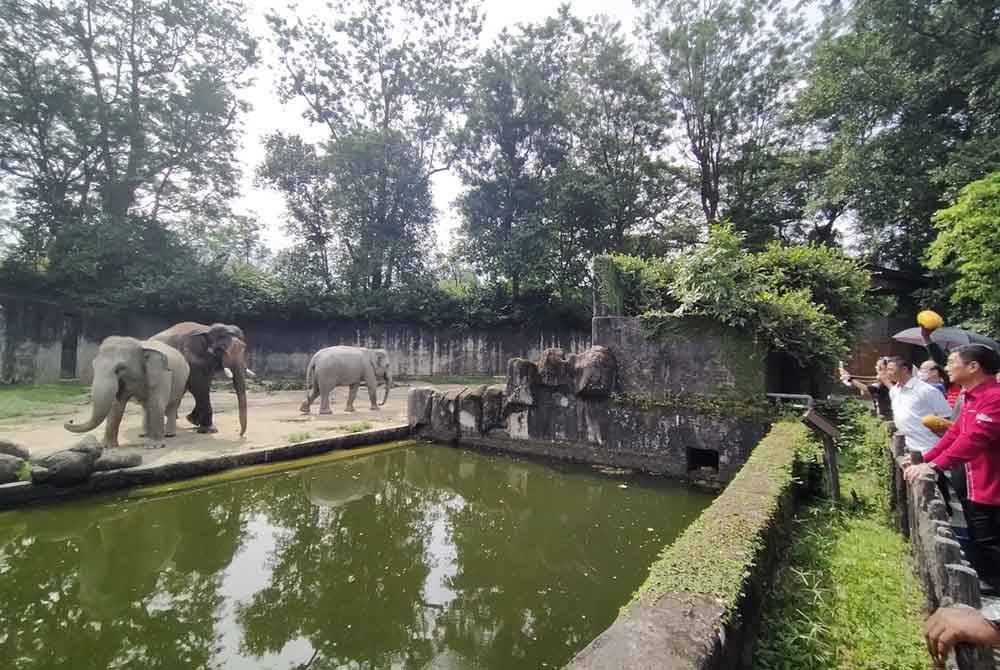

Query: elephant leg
319,384,333,415
189,373,217,434
143,374,170,443
301,385,321,414
103,398,128,449
165,402,179,437
345,384,359,412
364,366,379,410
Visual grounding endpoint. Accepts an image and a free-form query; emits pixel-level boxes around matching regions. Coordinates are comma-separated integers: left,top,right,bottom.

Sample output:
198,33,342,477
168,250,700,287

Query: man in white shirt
886,355,952,454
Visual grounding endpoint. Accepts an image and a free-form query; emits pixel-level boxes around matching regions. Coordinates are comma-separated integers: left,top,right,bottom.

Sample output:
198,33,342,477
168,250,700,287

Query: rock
407,387,436,428
31,436,103,487
505,358,540,408
482,385,506,432
429,390,460,441
0,438,30,461
457,386,487,436
574,346,618,398
69,435,103,458
537,348,575,389
93,452,143,471
0,454,25,484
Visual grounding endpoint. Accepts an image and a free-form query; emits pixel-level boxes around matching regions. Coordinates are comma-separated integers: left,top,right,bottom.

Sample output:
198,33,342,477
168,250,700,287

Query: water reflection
0,444,711,670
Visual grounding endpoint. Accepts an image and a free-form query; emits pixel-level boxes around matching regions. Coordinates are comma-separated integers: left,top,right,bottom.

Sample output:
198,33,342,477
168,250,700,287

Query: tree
455,17,574,299
0,0,258,261
926,172,1000,336
797,0,1000,270
266,0,482,297
638,0,803,229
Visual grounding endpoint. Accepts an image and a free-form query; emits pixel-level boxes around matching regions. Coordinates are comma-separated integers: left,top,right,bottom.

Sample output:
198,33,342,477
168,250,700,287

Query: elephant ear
142,347,170,390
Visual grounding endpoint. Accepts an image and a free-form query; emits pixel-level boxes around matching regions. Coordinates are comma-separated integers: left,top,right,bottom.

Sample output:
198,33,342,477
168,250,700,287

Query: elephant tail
304,357,316,402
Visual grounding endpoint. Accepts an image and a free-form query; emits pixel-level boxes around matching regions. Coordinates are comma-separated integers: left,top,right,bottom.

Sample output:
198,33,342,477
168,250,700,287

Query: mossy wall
592,315,765,399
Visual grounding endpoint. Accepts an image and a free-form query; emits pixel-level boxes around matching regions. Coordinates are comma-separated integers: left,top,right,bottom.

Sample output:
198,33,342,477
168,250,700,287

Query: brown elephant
151,322,249,436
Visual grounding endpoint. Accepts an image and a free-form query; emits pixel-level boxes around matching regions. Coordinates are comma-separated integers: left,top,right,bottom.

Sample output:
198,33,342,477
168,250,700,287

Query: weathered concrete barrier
408,346,770,485
567,422,810,669
887,422,997,670
0,426,411,509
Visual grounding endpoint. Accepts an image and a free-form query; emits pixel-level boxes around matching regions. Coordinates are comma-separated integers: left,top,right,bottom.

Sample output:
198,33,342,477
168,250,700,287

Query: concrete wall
592,315,765,397
0,294,590,385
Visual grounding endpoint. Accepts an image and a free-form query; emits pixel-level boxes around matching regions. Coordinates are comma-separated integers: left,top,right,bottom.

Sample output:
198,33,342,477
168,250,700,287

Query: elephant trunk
231,365,248,437
379,369,393,406
65,369,118,433
224,339,249,437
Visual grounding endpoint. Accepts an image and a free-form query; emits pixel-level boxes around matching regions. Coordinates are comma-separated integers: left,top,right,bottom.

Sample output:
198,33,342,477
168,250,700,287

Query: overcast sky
233,0,640,252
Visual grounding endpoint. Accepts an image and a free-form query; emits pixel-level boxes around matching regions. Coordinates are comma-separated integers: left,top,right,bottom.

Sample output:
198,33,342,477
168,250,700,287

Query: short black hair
954,344,1000,375
886,355,910,371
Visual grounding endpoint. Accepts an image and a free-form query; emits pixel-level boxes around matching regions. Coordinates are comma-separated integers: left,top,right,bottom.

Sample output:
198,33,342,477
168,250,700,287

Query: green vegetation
613,390,782,423
927,172,1000,336
321,421,374,434
634,421,811,609
596,225,888,369
285,432,314,444
0,383,87,420
752,402,926,669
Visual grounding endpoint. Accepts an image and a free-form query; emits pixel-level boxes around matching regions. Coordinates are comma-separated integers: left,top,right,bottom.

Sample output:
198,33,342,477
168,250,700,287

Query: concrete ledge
568,422,810,669
0,426,411,509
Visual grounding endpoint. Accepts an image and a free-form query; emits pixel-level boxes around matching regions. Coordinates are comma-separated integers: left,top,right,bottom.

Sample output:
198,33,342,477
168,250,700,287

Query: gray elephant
65,337,190,448
300,346,393,414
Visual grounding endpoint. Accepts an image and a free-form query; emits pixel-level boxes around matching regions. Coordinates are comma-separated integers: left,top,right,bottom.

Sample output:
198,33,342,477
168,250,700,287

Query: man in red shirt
906,344,1000,591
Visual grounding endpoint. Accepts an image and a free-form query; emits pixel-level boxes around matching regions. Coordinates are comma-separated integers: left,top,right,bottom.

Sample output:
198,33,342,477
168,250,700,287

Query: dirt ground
0,384,468,467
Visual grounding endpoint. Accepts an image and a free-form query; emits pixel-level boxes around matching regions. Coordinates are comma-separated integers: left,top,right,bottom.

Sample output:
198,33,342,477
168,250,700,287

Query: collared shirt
925,379,1000,506
889,376,953,453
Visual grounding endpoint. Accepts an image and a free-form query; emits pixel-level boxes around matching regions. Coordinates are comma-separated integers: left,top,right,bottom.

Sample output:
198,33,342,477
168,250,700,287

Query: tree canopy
0,0,996,342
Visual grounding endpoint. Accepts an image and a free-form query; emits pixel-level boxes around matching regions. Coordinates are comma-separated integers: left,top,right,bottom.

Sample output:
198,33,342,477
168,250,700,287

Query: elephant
151,322,249,436
300,346,393,414
64,337,190,449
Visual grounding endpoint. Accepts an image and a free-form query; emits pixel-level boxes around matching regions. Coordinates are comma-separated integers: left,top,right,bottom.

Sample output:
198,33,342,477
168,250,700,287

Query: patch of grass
0,382,88,420
285,431,314,443
321,421,374,434
752,401,927,670
16,460,31,482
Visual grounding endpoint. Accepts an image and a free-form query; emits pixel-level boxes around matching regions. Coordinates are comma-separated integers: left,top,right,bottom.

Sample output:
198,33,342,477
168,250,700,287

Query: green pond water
0,443,712,670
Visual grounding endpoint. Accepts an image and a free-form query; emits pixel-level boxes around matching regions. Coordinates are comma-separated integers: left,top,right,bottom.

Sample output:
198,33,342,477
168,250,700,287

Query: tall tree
798,0,1000,270
455,17,575,299
0,0,257,263
266,0,482,297
638,0,803,229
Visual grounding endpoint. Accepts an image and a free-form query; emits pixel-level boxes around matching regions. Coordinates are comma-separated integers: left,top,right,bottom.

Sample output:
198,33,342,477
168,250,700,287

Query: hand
925,607,1000,666
905,462,936,482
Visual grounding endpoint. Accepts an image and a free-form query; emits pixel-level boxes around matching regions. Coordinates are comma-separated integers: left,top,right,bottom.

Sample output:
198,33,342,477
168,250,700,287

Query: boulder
407,387,436,428
94,452,143,472
0,438,30,461
574,346,618,398
31,436,103,487
537,348,575,390
505,358,540,408
0,454,25,484
457,386,487,436
482,385,506,432
430,391,460,440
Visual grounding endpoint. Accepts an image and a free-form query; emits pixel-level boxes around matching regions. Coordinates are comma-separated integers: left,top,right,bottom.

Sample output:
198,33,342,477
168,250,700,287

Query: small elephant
300,346,393,414
65,337,190,449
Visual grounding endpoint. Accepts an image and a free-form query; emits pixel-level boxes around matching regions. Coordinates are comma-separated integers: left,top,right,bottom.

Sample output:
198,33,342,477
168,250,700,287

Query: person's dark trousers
963,500,1000,591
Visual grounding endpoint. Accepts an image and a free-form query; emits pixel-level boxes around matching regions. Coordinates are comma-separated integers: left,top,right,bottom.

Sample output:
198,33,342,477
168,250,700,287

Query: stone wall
591,315,765,397
0,293,590,385
408,344,769,485
567,422,809,670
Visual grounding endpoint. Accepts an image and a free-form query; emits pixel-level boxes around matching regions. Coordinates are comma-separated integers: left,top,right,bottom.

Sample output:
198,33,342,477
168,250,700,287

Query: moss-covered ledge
567,421,812,670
